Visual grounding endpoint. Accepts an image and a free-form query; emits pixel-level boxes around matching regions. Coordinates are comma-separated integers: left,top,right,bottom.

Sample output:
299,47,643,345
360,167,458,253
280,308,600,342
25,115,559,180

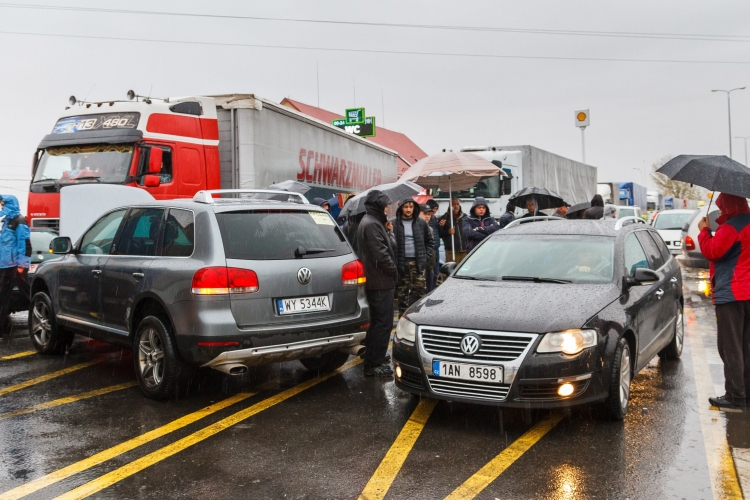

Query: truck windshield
32,144,133,186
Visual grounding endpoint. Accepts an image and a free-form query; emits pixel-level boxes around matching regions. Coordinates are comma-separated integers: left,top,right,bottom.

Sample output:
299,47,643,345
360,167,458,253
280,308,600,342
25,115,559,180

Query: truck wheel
602,337,632,420
658,303,684,360
299,350,350,373
133,316,183,400
28,292,72,354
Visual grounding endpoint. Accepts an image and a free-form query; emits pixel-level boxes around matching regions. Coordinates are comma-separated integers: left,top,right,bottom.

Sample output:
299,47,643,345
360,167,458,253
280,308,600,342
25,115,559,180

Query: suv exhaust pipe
227,365,248,375
339,345,366,356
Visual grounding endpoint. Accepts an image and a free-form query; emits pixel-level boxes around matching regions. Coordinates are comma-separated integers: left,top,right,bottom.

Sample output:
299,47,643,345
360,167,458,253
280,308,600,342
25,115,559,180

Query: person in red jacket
698,193,750,410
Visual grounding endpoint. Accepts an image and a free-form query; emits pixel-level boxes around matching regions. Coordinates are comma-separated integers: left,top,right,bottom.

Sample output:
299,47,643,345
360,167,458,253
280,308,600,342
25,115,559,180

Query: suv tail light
342,260,366,285
685,236,695,251
192,267,259,295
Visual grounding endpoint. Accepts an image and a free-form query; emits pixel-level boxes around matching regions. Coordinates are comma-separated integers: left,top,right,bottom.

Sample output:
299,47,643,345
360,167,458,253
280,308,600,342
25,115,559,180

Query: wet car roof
99,198,325,214
498,219,639,237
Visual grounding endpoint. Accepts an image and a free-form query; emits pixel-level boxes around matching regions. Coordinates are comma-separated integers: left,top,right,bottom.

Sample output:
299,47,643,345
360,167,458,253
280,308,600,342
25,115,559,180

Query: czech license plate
29,264,39,273
432,360,503,384
277,295,330,315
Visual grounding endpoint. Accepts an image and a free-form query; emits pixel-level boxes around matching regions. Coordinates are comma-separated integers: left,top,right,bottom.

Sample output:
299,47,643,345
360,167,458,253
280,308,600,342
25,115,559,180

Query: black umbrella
656,155,750,199
339,180,422,217
265,180,311,195
567,201,591,219
509,187,565,212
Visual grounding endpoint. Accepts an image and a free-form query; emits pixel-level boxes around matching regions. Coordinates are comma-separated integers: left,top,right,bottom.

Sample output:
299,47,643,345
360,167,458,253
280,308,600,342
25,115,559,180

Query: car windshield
30,231,57,253
455,235,616,283
33,144,134,185
215,209,351,260
618,208,635,219
654,212,693,230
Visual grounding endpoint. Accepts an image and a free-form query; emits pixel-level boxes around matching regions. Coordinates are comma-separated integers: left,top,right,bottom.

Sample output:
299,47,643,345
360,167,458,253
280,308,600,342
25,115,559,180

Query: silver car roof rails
192,189,310,204
614,216,646,230
503,215,565,229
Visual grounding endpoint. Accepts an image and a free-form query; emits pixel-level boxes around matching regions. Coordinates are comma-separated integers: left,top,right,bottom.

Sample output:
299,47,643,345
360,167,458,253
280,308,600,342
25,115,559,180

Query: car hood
406,278,622,333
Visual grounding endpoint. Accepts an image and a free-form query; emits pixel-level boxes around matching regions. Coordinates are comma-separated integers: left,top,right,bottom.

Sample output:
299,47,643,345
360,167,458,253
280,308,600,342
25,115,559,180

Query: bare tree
651,155,704,199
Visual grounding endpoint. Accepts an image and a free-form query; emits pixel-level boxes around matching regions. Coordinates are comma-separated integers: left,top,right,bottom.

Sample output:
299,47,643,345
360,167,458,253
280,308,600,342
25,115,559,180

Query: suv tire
658,303,684,360
299,350,350,373
133,316,183,400
603,337,632,420
28,292,72,354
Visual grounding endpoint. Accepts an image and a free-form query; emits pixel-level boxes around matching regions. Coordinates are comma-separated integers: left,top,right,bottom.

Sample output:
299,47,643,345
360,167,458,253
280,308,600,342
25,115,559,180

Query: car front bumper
392,328,611,409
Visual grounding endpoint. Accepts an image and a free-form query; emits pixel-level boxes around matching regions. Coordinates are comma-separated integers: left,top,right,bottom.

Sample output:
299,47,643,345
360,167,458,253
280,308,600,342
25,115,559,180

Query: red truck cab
29,95,220,230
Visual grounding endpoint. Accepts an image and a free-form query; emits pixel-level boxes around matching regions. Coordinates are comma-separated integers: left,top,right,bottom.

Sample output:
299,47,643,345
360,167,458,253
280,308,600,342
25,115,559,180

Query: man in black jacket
499,202,515,228
585,194,605,219
438,197,468,263
392,199,434,316
356,190,398,377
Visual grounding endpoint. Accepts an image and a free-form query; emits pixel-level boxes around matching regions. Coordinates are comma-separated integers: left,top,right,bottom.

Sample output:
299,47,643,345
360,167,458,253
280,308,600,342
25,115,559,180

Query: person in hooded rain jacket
585,194,605,219
420,203,440,292
438,198,468,263
0,195,30,337
698,193,750,410
499,202,515,228
462,197,499,252
391,199,434,316
356,190,398,377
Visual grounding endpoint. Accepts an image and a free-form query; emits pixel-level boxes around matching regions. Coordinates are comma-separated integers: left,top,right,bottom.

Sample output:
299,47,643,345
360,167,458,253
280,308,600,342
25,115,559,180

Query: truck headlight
537,329,597,355
396,317,416,343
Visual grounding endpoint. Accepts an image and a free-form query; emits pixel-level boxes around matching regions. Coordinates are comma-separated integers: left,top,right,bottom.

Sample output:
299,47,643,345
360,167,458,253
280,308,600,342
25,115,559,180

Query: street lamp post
735,135,750,166
712,87,746,158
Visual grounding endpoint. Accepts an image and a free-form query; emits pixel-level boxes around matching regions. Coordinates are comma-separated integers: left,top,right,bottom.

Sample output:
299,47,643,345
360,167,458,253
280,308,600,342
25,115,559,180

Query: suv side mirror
144,174,161,187
632,268,659,285
50,237,73,254
440,262,457,276
148,147,163,174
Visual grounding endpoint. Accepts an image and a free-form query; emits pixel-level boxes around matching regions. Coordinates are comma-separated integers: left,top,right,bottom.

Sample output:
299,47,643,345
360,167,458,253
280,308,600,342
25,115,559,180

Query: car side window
114,208,165,257
160,209,195,257
79,210,127,255
648,231,672,264
623,233,649,277
636,231,665,270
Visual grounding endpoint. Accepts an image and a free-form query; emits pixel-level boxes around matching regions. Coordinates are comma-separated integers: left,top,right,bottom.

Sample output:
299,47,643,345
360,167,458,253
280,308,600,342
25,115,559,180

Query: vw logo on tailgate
460,333,482,356
297,267,312,285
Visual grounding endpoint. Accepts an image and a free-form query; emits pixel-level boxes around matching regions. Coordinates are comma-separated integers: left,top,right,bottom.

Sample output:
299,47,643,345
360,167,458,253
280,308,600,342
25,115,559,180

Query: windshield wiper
453,275,492,281
502,275,572,284
294,246,335,258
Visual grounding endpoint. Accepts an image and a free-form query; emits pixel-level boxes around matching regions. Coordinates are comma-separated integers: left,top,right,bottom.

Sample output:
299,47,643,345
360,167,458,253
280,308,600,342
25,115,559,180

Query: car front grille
426,376,510,401
31,218,59,231
420,327,535,362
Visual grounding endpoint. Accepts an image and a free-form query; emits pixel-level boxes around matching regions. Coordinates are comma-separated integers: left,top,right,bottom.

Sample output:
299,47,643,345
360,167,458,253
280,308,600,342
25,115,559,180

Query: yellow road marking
0,359,103,397
359,398,437,500
0,392,253,500
1,351,36,361
445,413,563,500
0,382,138,420
53,357,364,500
685,306,743,499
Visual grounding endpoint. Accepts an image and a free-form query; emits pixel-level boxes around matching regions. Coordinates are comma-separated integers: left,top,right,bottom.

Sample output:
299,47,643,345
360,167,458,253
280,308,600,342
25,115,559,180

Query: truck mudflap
202,331,366,374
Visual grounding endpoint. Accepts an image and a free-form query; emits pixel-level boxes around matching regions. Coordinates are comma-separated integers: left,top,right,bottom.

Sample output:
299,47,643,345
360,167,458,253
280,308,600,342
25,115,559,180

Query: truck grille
31,218,59,231
420,327,536,362
426,376,510,402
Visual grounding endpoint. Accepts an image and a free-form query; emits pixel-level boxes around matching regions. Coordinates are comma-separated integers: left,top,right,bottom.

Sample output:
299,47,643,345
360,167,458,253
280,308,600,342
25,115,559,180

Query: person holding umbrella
553,202,570,219
438,198,468,263
698,193,750,410
391,199,434,316
520,198,541,219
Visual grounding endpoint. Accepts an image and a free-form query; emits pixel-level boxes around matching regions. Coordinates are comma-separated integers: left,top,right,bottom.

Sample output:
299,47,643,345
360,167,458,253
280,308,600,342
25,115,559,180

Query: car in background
679,205,720,269
393,218,683,420
30,190,369,400
651,209,698,255
8,229,61,316
604,204,644,220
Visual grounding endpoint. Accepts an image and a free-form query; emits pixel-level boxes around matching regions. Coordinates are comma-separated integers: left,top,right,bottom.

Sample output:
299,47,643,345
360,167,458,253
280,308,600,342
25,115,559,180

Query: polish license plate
432,360,503,384
29,264,39,273
277,295,330,315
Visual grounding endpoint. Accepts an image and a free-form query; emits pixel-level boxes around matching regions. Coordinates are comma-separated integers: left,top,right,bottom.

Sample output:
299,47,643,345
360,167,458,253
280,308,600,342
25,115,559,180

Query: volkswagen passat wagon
31,190,369,399
393,219,683,419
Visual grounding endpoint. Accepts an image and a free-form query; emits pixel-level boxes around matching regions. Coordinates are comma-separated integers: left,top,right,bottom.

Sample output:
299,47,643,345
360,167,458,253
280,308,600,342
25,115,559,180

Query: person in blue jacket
0,195,30,337
462,197,499,252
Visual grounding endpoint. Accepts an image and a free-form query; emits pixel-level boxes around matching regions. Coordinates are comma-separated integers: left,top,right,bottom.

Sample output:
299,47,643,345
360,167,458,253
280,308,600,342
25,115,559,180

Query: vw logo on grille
460,333,482,356
297,268,312,285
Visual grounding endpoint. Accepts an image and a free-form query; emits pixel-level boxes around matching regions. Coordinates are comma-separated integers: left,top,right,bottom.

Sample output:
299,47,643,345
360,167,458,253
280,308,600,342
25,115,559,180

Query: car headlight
395,317,416,342
537,329,597,355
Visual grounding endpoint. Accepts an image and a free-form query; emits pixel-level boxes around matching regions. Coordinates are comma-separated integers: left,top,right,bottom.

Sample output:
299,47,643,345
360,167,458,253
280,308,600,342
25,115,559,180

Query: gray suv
30,190,369,399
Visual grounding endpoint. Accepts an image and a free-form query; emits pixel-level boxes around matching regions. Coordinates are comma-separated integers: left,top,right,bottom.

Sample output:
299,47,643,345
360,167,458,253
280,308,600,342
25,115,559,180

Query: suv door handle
670,277,678,283
91,269,102,276
655,289,664,298
132,272,145,279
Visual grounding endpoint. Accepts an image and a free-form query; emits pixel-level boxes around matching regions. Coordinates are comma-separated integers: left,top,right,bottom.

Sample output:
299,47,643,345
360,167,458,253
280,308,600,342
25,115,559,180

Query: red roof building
280,98,427,174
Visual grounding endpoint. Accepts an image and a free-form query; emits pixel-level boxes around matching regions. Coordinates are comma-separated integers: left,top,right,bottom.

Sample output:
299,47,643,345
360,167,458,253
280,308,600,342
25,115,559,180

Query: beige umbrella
399,152,506,261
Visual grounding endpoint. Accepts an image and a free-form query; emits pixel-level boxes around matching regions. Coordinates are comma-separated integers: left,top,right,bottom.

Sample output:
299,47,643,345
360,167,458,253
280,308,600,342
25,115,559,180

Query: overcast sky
1,0,749,212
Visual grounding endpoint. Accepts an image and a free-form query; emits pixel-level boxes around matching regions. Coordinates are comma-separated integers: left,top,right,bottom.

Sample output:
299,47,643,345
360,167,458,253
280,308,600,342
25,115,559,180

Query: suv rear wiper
501,275,572,284
294,246,335,258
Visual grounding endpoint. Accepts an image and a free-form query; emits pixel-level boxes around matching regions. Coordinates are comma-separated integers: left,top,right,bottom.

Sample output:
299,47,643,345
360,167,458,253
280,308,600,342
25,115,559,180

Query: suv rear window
215,209,351,260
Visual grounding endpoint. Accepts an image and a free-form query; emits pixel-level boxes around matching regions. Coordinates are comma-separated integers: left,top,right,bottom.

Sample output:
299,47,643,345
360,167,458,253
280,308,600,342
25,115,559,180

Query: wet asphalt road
0,266,748,499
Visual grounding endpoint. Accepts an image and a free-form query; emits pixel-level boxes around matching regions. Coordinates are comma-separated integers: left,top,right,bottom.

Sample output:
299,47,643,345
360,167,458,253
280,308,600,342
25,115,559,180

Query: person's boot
364,364,394,377
709,395,746,410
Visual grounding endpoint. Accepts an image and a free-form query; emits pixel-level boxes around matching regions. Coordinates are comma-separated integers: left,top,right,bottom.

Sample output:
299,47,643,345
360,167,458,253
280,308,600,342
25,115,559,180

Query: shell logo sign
575,109,590,128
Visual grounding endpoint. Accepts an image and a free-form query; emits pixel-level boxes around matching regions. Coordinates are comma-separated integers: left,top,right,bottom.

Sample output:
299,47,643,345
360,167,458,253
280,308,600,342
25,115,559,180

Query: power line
1,3,749,43
0,30,748,65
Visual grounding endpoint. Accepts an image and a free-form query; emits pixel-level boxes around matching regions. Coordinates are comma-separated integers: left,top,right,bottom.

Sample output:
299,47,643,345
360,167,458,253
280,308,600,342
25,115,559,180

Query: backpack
6,215,32,257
